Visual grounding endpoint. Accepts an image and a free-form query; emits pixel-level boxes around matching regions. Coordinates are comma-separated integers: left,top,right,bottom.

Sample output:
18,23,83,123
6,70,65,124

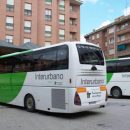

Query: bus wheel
111,87,122,98
24,94,35,112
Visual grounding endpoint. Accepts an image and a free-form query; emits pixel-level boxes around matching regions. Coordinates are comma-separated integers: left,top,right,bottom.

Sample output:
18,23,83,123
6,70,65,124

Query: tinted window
33,45,68,71
106,61,117,73
0,53,35,73
38,48,57,71
0,45,69,74
117,60,130,72
0,57,14,73
77,44,104,65
57,45,68,69
106,59,130,73
12,54,34,72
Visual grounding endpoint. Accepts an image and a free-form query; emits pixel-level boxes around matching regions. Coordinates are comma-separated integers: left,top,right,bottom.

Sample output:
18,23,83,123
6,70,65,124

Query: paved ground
0,97,130,130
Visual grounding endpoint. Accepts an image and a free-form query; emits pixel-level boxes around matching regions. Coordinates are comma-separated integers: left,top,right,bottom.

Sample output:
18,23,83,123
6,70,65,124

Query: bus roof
32,41,100,51
0,41,100,59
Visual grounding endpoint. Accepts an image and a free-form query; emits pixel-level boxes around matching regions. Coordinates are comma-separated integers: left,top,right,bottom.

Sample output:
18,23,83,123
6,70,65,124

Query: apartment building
0,0,82,47
85,15,130,59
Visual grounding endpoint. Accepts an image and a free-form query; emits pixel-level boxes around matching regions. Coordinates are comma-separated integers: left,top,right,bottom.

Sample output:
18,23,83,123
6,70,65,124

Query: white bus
0,42,107,113
106,57,130,98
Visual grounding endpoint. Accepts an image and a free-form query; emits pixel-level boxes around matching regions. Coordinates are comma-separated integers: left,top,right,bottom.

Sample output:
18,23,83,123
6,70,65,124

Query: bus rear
70,43,107,112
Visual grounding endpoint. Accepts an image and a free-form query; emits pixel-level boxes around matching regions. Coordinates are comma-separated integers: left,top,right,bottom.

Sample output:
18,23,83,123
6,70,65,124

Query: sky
80,0,130,42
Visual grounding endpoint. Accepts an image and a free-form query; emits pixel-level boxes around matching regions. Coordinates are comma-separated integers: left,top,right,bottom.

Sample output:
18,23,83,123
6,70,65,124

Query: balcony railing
117,49,130,57
117,38,130,44
70,12,78,19
24,9,32,16
116,26,130,35
70,25,77,32
6,4,14,12
70,0,83,5
6,23,14,30
45,15,52,21
24,27,31,33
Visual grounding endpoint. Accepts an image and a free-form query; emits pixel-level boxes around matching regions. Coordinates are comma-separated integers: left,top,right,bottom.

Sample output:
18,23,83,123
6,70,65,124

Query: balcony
6,23,14,30
6,4,14,12
70,25,77,33
24,9,32,16
117,41,130,57
116,26,130,35
117,49,130,57
70,0,83,5
117,38,130,44
70,12,78,19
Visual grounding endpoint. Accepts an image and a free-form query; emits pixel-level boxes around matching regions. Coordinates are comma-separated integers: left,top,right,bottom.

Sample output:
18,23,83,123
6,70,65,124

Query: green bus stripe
0,72,27,103
0,50,33,59
106,58,119,62
107,73,113,83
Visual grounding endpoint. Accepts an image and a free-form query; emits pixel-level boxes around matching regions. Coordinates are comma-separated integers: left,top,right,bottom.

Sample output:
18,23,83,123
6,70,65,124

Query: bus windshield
76,44,104,65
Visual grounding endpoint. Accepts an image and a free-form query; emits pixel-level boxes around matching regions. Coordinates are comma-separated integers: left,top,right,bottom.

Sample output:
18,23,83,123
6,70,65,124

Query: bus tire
111,87,122,98
24,94,35,112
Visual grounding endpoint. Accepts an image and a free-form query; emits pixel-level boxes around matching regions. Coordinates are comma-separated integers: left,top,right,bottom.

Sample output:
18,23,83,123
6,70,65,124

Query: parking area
0,97,130,130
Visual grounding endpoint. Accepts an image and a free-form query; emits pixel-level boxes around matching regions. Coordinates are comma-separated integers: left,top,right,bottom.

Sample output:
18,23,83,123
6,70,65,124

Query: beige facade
85,15,130,59
0,0,82,47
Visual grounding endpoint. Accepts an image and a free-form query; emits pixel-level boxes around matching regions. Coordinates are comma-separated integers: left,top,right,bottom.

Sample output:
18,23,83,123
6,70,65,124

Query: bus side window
40,49,57,71
106,61,117,73
12,55,34,72
0,58,13,73
117,60,130,72
57,46,68,70
32,52,42,71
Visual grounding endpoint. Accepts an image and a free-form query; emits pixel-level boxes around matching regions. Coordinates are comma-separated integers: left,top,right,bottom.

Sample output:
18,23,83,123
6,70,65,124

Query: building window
92,35,95,40
24,38,31,43
96,33,100,39
45,41,51,46
45,25,52,37
59,29,65,40
6,16,14,30
24,3,32,16
70,5,74,12
118,35,125,42
70,18,76,25
45,0,52,5
105,41,108,46
109,37,114,44
6,0,14,12
45,9,52,21
109,49,115,55
6,35,13,43
117,44,127,51
24,21,31,33
59,14,65,25
120,23,128,30
59,0,65,11
108,27,114,34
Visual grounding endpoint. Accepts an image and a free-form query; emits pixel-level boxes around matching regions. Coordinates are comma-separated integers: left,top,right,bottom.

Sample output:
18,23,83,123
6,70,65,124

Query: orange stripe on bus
76,87,87,93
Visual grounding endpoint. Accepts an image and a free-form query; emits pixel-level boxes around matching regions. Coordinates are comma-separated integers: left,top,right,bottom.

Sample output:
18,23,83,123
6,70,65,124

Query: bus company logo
35,73,64,80
81,78,104,85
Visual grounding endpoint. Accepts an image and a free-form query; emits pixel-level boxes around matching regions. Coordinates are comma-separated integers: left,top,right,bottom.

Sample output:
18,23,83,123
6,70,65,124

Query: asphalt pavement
0,97,130,130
